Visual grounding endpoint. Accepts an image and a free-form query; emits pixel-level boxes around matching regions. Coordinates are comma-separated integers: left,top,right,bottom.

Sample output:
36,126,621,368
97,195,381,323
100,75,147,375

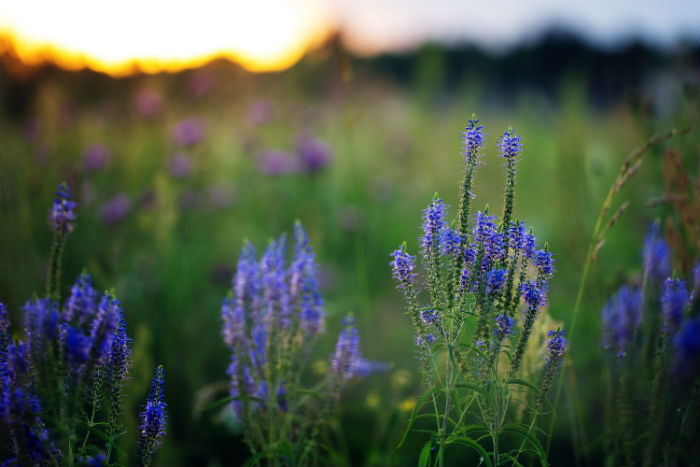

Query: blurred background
0,1,698,465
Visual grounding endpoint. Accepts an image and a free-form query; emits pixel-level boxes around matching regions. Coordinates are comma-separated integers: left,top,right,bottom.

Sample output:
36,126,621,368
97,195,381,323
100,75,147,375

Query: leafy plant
0,183,167,467
390,118,567,466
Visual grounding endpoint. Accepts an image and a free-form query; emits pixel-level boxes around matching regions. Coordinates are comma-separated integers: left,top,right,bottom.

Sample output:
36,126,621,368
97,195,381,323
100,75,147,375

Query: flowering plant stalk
0,183,167,467
220,222,384,466
391,118,566,467
600,224,699,466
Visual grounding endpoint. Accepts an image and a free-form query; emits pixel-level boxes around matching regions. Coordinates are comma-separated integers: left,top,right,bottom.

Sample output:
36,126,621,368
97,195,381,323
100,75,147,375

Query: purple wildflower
257,150,299,175
493,314,514,338
138,365,167,467
276,382,288,412
168,153,194,178
98,193,131,225
87,294,121,365
536,249,555,277
643,223,671,284
486,269,507,295
673,317,700,378
546,329,567,363
330,317,386,381
83,143,110,172
290,223,324,337
439,228,463,257
296,132,332,173
246,99,274,126
23,298,59,358
390,245,416,291
601,285,642,357
63,272,99,326
521,281,544,310
421,198,446,256
133,89,163,119
223,242,257,347
497,128,523,160
260,237,291,330
171,117,205,146
661,279,690,333
462,118,485,159
49,183,78,234
692,261,700,294
227,352,256,416
64,327,90,368
420,309,439,325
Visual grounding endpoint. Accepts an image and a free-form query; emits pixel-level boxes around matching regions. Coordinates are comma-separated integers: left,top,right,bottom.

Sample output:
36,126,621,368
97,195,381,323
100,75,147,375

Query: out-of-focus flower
295,132,332,173
168,153,194,178
83,143,110,172
257,150,299,175
49,183,78,234
133,89,164,118
99,194,131,225
246,99,274,126
188,70,214,98
171,118,206,147
23,118,41,142
207,181,236,209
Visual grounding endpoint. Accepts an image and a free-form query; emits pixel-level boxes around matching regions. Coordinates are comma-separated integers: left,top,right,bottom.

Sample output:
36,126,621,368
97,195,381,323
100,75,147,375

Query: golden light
0,0,335,75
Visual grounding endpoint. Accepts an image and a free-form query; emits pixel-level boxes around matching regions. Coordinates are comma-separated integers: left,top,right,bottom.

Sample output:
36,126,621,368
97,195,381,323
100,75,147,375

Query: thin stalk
544,126,692,456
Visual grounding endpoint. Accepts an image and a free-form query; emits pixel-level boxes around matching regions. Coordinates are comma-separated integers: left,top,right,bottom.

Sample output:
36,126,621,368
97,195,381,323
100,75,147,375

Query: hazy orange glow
0,0,335,75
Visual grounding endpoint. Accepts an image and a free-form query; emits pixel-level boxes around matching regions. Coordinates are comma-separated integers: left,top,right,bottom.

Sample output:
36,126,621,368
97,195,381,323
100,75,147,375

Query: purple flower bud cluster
138,365,167,467
497,128,523,160
661,278,690,333
673,318,700,378
420,198,447,257
643,223,671,284
545,329,567,364
493,314,514,338
390,245,416,291
601,286,642,357
330,316,387,381
462,118,485,158
1,272,163,465
222,223,326,416
48,183,78,234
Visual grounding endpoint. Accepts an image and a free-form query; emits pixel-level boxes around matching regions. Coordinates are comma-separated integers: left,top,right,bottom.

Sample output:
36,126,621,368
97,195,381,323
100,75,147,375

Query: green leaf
449,437,493,467
396,386,442,449
418,441,432,467
501,423,548,466
506,378,540,393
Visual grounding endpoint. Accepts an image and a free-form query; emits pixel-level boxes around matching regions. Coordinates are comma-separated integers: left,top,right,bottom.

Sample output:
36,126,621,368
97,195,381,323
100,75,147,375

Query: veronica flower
535,249,555,278
290,222,324,336
439,228,463,258
661,279,690,333
390,245,416,291
497,128,523,160
462,118,485,159
83,143,110,172
171,117,205,146
493,314,514,338
23,298,59,359
330,316,386,381
138,365,167,467
601,285,642,357
98,194,131,226
486,269,507,295
260,237,291,330
643,223,671,284
672,317,700,378
49,183,78,234
420,198,447,257
87,294,121,365
63,272,99,326
296,132,332,173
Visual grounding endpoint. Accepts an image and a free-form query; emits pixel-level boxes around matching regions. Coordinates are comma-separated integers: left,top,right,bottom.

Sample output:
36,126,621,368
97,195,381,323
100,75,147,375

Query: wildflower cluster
391,119,565,466
221,222,383,466
0,184,167,467
601,224,699,466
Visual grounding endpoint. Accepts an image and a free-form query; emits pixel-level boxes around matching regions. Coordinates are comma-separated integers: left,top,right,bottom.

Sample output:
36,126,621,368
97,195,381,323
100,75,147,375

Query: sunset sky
0,0,697,74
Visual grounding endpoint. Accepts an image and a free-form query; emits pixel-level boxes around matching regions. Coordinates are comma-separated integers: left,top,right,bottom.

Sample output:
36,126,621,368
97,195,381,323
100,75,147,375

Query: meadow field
0,44,698,466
